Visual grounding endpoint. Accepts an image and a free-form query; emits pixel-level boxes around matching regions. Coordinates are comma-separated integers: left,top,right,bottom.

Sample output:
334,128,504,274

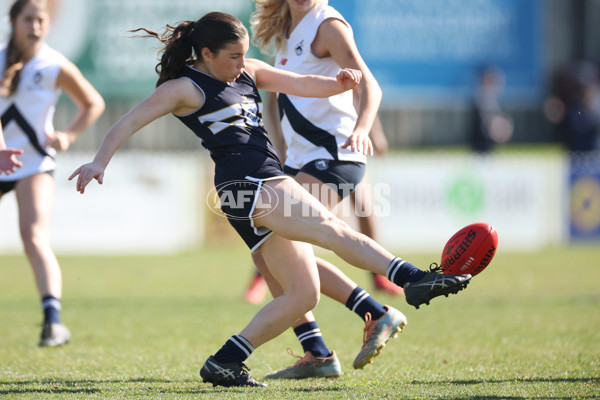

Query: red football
440,222,498,276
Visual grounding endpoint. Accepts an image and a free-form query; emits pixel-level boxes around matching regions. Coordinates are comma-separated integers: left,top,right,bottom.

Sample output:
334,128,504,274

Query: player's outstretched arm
69,78,202,194
246,58,361,98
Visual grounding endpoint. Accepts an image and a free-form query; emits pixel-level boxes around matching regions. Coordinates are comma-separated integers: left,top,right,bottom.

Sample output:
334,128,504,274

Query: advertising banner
329,0,544,105
361,152,565,252
0,153,206,254
569,154,600,240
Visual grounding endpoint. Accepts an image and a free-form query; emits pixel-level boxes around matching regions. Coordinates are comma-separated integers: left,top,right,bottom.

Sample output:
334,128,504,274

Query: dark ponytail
131,12,248,87
130,22,196,87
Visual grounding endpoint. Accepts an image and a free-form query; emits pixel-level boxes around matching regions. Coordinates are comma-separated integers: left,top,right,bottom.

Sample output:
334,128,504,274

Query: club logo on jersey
295,40,304,56
315,160,329,171
241,96,262,128
280,58,288,65
26,70,44,90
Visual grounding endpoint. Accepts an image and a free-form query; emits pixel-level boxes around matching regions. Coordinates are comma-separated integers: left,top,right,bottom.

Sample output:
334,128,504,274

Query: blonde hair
251,0,328,54
250,0,290,55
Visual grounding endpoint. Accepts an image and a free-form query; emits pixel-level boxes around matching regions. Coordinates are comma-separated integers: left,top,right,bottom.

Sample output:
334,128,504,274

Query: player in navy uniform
0,0,105,347
70,12,471,388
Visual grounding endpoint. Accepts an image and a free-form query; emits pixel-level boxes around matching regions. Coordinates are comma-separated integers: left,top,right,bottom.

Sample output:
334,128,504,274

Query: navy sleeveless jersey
174,66,284,185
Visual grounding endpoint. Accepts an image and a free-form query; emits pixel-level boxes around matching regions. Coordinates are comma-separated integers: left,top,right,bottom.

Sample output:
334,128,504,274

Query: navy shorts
0,180,17,194
283,160,366,200
214,170,288,252
0,171,54,195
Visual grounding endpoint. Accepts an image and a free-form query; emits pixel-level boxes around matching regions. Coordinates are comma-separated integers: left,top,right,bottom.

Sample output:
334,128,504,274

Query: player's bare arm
69,78,203,193
48,60,105,152
315,18,382,155
245,58,361,98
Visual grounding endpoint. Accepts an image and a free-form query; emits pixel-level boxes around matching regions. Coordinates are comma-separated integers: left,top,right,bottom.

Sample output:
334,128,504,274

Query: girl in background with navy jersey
249,0,405,378
70,12,471,388
0,0,105,347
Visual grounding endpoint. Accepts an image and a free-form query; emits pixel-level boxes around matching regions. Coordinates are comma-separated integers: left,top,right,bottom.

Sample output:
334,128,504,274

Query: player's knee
20,227,47,251
298,290,320,314
308,288,320,310
290,286,320,314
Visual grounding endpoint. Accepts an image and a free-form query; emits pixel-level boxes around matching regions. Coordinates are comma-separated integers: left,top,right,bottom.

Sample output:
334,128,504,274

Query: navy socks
386,257,426,287
42,296,61,324
213,335,254,364
345,286,386,321
294,321,331,358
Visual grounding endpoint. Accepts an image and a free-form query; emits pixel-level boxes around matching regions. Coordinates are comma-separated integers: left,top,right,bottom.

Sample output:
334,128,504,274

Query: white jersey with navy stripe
274,2,365,170
0,43,65,181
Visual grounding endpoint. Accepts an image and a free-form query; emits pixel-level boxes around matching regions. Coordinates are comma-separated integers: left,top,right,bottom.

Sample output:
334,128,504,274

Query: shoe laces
238,363,265,386
285,348,312,368
428,262,443,274
362,312,377,345
239,362,252,376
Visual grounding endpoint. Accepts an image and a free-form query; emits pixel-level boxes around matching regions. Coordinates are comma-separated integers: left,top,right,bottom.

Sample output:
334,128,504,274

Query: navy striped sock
42,296,61,324
294,322,330,358
213,335,254,364
345,286,386,321
386,257,426,287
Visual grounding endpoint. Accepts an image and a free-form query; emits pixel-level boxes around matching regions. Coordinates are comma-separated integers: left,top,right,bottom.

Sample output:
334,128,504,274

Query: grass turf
1,243,599,399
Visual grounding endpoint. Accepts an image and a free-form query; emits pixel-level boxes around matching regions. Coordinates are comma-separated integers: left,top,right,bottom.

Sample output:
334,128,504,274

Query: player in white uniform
0,0,105,346
273,5,365,168
250,0,406,379
0,42,63,179
276,4,401,296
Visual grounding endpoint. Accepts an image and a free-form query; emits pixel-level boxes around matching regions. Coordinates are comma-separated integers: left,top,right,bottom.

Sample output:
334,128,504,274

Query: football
440,222,498,276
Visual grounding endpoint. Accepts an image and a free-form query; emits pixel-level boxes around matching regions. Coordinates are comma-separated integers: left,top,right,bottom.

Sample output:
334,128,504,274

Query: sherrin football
440,222,498,276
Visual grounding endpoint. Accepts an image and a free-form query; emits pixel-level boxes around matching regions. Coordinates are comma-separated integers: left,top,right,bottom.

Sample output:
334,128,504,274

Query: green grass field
1,243,599,399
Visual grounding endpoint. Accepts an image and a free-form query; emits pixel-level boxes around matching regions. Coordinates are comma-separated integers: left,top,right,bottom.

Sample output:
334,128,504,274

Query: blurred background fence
1,0,599,253
27,0,600,150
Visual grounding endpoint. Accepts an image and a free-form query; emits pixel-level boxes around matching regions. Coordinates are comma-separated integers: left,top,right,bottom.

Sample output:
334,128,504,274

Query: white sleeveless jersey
0,43,65,181
274,3,365,169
